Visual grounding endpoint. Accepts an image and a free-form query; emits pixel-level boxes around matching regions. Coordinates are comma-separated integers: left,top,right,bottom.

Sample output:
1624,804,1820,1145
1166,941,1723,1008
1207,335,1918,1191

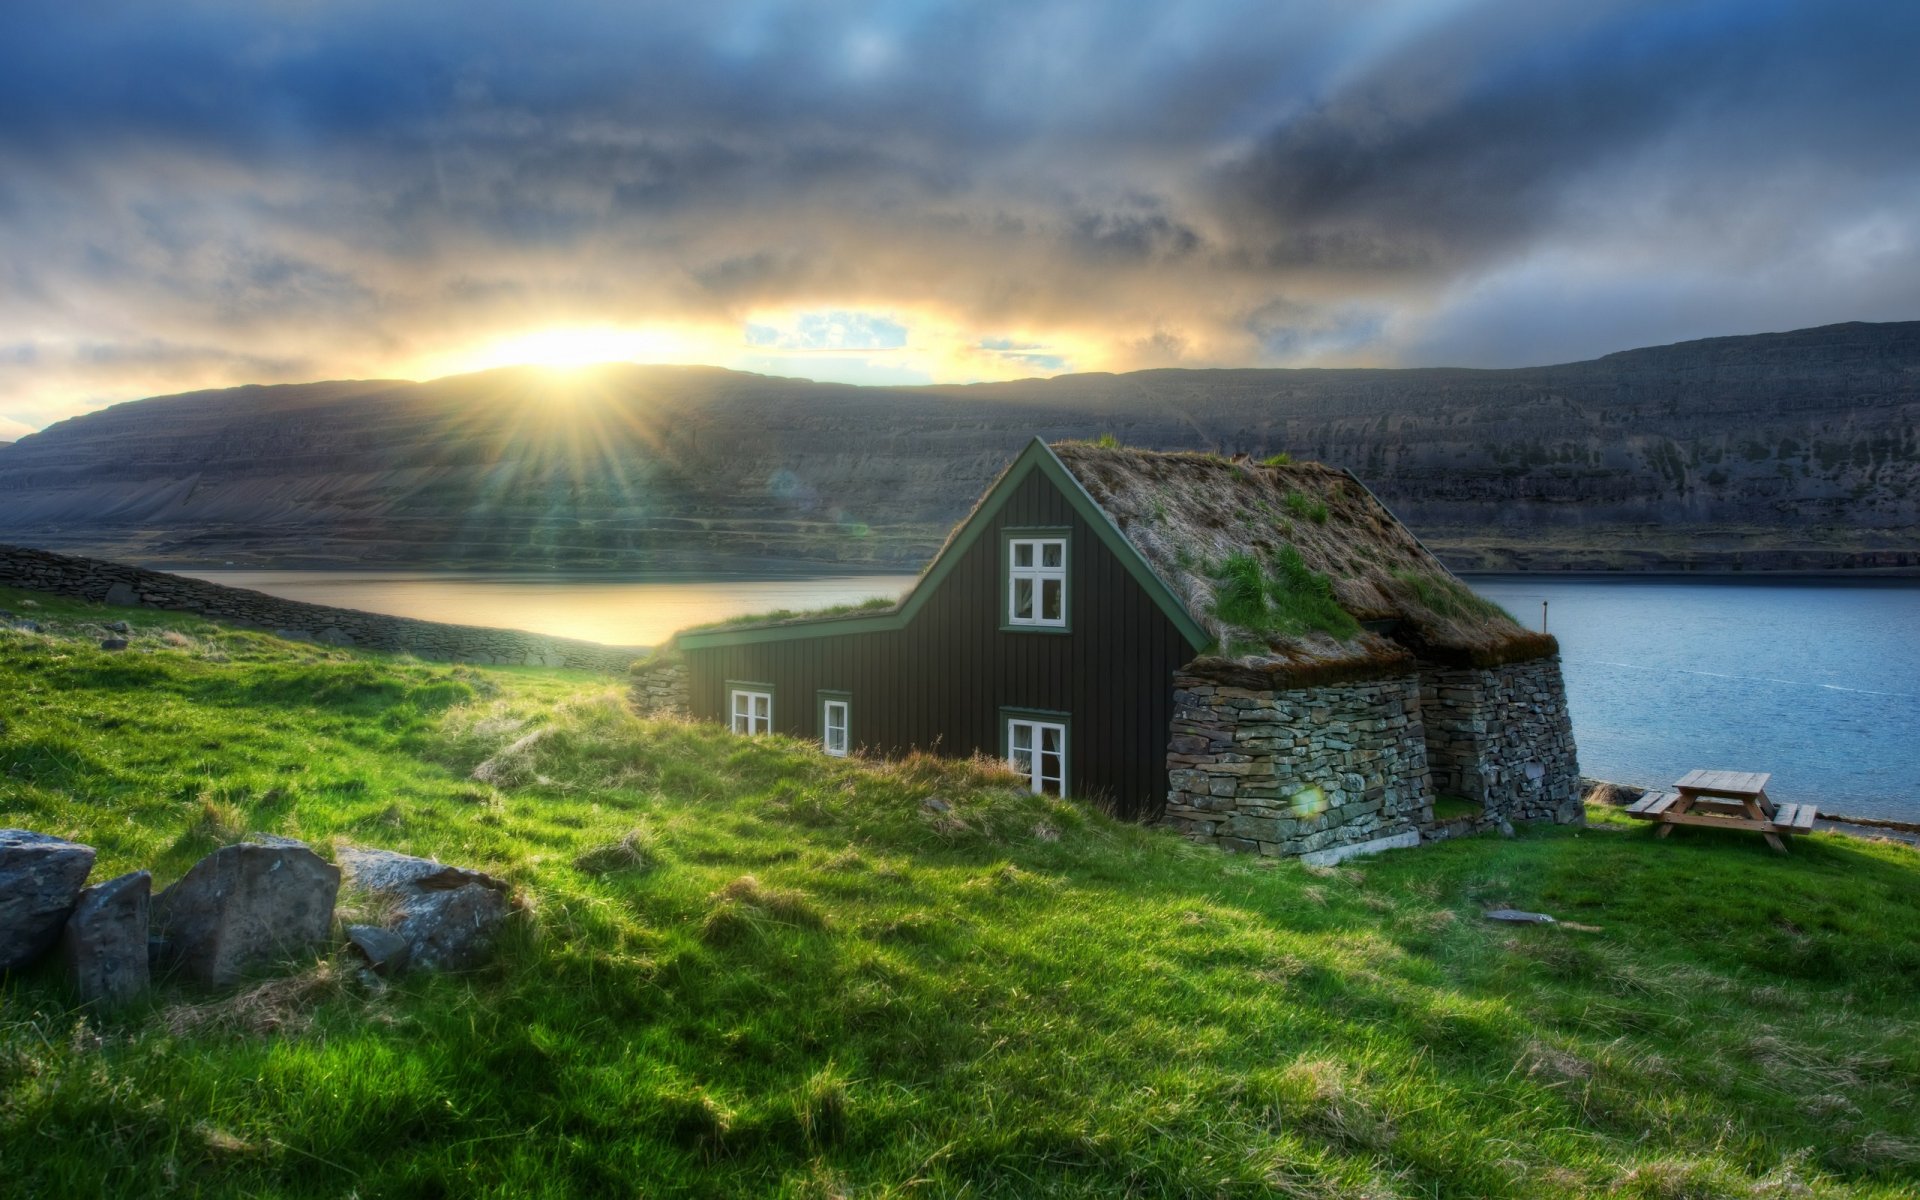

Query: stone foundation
1162,672,1434,859
1417,657,1582,827
0,543,644,673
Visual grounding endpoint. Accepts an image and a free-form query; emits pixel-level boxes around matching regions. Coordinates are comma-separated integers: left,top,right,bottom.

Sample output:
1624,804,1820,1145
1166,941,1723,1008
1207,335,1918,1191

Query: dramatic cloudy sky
3,0,1917,438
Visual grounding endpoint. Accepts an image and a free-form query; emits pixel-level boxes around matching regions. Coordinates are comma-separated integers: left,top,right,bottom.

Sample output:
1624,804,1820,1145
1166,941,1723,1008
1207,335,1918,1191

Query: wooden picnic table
1626,769,1817,853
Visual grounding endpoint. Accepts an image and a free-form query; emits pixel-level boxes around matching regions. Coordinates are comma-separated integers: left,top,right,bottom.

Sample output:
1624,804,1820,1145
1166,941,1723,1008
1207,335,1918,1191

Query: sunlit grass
3,585,1918,1198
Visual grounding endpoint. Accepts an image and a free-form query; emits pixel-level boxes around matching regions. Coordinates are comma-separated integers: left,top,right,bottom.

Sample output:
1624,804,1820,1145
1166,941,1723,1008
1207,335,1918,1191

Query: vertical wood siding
684,469,1195,818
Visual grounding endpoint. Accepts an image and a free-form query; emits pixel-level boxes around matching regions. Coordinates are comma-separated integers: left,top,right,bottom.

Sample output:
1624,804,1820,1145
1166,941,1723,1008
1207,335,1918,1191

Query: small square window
1007,717,1067,796
1008,536,1067,628
730,688,772,735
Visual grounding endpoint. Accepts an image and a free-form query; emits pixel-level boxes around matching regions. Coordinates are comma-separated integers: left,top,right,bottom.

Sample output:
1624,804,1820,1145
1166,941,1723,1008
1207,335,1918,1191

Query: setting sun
442,324,721,375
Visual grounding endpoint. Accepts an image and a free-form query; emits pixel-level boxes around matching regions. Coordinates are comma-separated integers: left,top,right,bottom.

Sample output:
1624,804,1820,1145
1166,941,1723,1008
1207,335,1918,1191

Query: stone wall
1417,657,1582,827
629,656,690,717
0,543,643,673
1162,672,1434,864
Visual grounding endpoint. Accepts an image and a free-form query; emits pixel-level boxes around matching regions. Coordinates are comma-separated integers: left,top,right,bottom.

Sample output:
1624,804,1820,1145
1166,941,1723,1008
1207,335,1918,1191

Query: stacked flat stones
0,543,641,672
1418,659,1582,827
1162,656,1583,863
1163,674,1433,864
629,658,691,717
0,829,512,1006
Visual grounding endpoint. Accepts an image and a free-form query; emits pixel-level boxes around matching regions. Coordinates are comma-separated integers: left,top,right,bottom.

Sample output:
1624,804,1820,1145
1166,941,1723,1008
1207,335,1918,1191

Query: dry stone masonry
1163,655,1582,862
0,543,643,672
1419,659,1583,827
1163,673,1434,865
629,656,691,717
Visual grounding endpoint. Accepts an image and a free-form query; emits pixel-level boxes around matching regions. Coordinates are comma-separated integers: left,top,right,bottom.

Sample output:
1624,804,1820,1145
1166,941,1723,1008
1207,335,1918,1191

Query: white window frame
822,698,850,757
730,688,772,735
1007,536,1067,627
1007,717,1068,797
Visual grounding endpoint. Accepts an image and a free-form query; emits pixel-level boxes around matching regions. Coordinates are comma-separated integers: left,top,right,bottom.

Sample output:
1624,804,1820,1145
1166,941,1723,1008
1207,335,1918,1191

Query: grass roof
1053,442,1556,682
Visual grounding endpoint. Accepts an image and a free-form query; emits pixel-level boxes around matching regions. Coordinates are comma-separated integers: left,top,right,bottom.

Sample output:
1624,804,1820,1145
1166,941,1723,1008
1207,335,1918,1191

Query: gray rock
1485,908,1556,924
64,870,151,1005
338,847,513,973
344,923,411,973
920,795,951,814
104,620,131,634
1497,819,1516,838
99,638,128,651
103,582,139,607
0,830,97,971
151,838,341,986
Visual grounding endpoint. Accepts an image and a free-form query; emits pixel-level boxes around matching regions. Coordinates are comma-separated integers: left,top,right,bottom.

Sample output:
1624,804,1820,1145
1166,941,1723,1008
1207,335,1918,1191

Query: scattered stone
920,795,952,814
103,582,140,607
1498,819,1516,839
64,870,151,1005
0,830,97,971
151,837,341,986
14,619,41,633
337,847,513,973
1485,908,1556,925
104,620,131,634
1032,821,1060,842
1583,781,1643,808
343,924,410,974
99,638,129,651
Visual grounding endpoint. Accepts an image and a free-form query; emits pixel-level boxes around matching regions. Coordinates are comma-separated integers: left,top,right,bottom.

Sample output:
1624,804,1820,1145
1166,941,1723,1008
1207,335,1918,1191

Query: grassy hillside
3,587,1918,1198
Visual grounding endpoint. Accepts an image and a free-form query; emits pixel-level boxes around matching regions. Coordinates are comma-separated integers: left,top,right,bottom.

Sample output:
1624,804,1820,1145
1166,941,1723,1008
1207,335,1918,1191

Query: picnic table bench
1626,769,1817,853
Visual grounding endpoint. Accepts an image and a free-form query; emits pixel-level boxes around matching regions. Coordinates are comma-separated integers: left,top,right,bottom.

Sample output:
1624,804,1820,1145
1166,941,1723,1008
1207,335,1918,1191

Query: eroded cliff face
0,321,1915,572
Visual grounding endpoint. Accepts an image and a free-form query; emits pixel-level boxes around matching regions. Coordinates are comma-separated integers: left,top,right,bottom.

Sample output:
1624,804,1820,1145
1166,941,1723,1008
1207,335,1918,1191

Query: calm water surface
1472,577,1920,821
186,570,1920,821
183,570,918,649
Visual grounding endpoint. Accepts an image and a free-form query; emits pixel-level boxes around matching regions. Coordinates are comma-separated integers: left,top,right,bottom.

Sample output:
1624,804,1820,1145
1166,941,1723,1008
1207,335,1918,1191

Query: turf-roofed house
651,439,1582,863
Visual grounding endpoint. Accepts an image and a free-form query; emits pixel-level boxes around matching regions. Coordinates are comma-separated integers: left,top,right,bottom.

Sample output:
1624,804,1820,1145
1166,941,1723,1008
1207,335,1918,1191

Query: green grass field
3,586,1918,1198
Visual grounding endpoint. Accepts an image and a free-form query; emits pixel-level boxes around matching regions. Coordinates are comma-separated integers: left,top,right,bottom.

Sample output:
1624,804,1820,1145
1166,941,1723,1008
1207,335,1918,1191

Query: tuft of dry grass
701,874,827,944
574,826,657,875
158,961,353,1038
1266,1057,1396,1152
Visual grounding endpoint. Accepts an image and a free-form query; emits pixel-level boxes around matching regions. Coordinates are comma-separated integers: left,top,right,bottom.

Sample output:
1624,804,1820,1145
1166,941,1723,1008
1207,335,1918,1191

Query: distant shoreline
154,563,1920,583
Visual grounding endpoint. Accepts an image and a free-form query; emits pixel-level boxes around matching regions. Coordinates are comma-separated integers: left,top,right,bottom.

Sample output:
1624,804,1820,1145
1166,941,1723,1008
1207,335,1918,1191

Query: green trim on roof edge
675,438,1213,653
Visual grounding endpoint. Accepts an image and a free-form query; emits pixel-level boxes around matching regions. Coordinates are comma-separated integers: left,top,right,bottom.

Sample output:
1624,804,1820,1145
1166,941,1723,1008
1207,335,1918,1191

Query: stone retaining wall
1162,672,1434,863
629,657,690,717
1418,657,1582,826
0,543,643,673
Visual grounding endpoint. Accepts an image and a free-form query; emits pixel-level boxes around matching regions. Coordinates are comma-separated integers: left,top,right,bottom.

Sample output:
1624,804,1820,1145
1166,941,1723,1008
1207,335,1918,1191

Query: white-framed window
1008,536,1067,626
730,688,772,735
822,698,850,757
1008,718,1067,796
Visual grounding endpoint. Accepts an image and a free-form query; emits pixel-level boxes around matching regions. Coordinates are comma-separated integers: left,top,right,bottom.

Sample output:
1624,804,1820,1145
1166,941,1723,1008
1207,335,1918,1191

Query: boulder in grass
343,924,410,974
0,830,97,971
152,836,340,987
65,870,151,1006
337,847,514,973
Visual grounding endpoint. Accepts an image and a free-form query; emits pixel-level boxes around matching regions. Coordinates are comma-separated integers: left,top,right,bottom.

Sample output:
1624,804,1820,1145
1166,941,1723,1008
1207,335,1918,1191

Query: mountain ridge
2,320,1916,573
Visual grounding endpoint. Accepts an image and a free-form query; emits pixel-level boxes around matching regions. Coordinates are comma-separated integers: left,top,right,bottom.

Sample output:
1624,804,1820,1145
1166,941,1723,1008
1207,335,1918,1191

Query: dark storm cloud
1,0,1917,431
1213,1,1920,276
